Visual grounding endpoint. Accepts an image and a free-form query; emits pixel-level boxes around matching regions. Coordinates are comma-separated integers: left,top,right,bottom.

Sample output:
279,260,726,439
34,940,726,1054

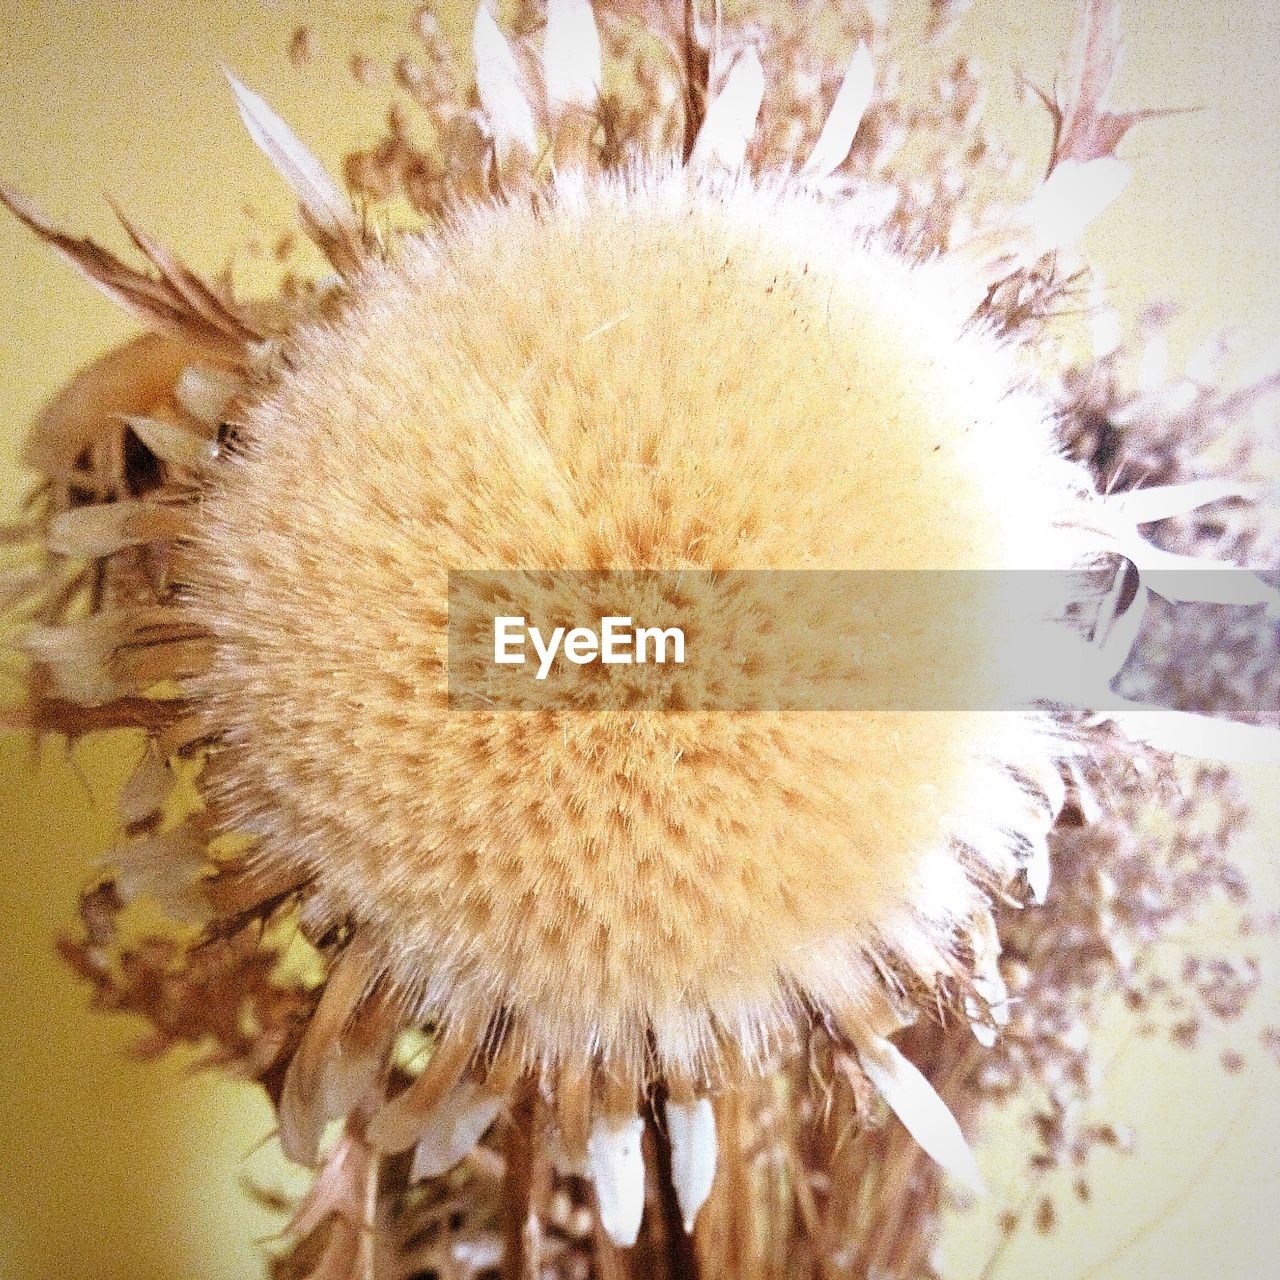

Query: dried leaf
108,200,259,342
1036,0,1181,171
0,184,250,360
7,694,186,738
60,901,304,1080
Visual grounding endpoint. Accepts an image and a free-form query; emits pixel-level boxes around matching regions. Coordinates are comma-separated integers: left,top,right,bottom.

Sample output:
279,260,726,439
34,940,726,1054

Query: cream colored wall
1,3,1277,1278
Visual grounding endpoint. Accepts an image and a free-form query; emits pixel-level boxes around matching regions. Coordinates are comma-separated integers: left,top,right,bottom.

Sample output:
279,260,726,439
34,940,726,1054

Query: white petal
1108,704,1280,765
1107,479,1260,526
123,415,215,470
473,1,538,160
1184,332,1235,387
587,1114,646,1247
544,0,602,115
1237,335,1280,391
451,1239,504,1271
225,73,357,242
858,1038,984,1193
1094,576,1150,683
1122,541,1280,612
690,48,765,171
410,1083,503,1181
665,1098,716,1232
969,909,1001,965
1018,157,1129,261
802,43,873,181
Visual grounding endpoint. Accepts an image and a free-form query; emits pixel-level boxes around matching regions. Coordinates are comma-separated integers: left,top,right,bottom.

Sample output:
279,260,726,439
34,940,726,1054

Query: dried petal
803,43,874,181
124,415,216,470
279,944,377,1165
472,2,538,164
366,1018,478,1153
226,72,365,275
104,827,209,922
665,1096,717,1232
1123,541,1280,612
544,0,602,117
47,501,192,557
118,748,176,825
174,364,243,426
409,1082,503,1180
690,48,764,171
587,1112,646,1247
857,1037,984,1193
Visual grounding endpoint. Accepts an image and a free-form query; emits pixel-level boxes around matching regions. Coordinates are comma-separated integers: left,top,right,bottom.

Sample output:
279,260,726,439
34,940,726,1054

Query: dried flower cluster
3,2,1278,1279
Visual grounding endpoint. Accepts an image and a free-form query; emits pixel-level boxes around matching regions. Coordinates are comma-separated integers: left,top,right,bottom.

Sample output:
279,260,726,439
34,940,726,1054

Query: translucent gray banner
445,570,1277,712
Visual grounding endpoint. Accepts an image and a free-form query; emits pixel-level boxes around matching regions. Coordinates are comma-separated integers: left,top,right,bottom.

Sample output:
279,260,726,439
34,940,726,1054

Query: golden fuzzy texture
189,172,1089,1081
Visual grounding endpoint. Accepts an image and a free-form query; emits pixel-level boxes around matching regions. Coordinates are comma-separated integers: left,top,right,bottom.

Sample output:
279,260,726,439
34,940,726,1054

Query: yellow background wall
1,3,1278,1277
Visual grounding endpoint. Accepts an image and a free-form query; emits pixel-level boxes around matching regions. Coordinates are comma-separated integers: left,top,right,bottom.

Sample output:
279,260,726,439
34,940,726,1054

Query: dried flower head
191,169,1095,1110
4,1,1279,1276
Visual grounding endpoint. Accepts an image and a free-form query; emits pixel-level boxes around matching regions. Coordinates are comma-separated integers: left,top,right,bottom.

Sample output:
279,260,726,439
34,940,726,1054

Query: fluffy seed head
189,171,1092,1085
